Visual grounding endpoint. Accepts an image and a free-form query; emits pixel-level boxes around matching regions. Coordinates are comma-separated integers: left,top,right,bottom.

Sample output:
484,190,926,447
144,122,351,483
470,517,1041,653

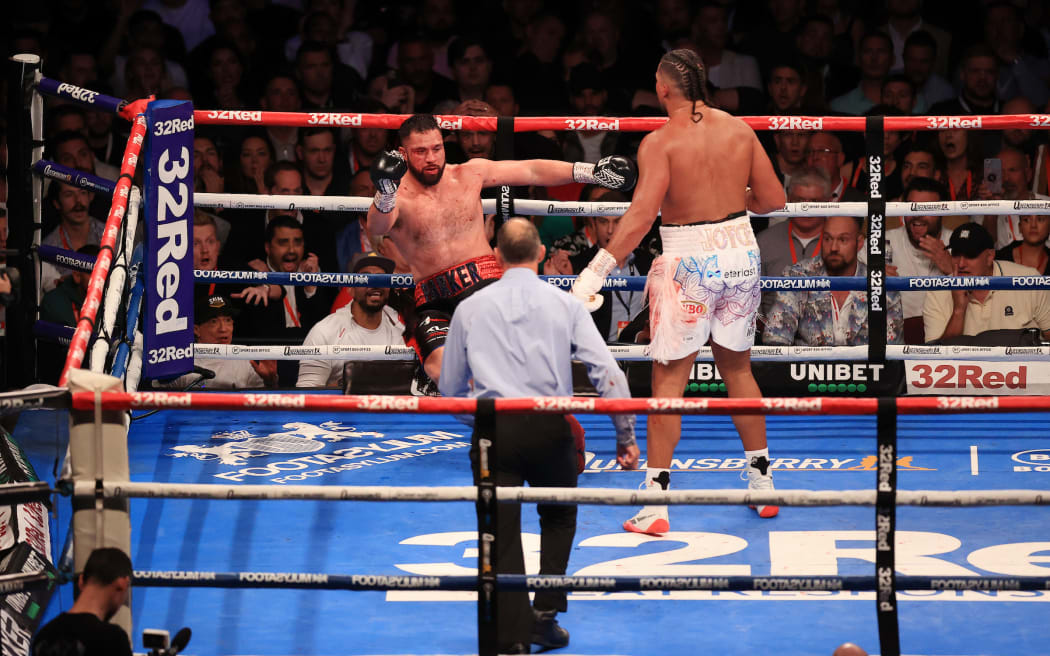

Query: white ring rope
73,481,1050,507
193,194,1050,218
192,343,1050,362
90,186,141,373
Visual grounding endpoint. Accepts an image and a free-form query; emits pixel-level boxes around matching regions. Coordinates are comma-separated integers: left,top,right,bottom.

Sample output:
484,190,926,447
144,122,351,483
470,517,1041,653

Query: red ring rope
193,110,1047,133
73,391,1039,414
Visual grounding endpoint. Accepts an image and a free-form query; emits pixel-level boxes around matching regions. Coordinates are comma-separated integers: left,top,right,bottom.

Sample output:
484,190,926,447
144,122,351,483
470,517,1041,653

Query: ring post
6,54,42,389
875,397,900,656
474,398,498,656
67,368,132,638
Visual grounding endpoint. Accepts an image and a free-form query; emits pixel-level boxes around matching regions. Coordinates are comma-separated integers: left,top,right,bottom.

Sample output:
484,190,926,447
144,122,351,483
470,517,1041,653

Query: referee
440,219,639,653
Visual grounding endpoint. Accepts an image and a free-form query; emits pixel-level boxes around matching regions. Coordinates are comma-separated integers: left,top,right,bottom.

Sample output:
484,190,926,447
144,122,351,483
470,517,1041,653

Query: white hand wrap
373,189,397,214
571,162,598,185
570,247,616,312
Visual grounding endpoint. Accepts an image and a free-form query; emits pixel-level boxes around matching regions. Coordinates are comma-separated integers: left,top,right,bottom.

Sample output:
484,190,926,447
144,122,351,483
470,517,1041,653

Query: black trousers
471,414,578,645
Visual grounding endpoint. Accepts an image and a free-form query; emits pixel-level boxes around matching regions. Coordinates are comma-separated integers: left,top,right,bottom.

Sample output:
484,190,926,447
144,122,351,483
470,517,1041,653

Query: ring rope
38,245,1050,292
70,480,1050,507
187,107,1044,133
126,571,1050,593
72,391,1029,414
184,343,1050,362
58,115,147,386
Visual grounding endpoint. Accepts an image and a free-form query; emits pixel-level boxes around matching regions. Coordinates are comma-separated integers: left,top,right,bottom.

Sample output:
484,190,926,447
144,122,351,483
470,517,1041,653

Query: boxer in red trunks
367,113,636,383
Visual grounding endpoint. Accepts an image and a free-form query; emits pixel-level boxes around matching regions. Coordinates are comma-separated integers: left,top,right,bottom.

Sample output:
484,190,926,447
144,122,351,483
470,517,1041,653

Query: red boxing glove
567,415,586,474
119,96,154,122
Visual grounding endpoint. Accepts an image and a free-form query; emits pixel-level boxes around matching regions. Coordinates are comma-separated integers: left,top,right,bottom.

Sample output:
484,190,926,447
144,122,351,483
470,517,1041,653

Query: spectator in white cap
296,252,405,388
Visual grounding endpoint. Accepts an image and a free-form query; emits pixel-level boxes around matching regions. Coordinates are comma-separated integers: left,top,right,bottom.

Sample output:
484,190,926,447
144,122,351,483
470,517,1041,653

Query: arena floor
20,403,1050,655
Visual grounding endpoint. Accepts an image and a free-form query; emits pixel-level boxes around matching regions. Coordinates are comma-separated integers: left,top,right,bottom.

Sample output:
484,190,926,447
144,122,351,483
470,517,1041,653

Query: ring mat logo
170,421,384,466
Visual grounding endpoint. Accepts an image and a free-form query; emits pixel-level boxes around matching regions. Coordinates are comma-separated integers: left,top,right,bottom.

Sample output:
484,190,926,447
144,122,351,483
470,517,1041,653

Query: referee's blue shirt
439,266,631,403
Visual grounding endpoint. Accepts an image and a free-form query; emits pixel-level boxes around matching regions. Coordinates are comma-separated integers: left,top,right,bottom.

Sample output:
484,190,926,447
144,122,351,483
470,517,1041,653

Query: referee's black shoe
499,643,530,654
531,609,569,650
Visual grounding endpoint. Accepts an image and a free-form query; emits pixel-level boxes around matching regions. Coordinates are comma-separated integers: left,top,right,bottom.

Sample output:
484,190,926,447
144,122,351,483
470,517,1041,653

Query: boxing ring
5,52,1050,655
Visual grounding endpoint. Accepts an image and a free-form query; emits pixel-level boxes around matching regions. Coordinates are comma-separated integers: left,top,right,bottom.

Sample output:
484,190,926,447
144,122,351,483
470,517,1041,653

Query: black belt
664,210,747,228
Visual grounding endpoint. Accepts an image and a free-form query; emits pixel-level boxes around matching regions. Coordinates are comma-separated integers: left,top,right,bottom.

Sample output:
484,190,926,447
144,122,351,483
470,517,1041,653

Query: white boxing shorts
646,212,761,363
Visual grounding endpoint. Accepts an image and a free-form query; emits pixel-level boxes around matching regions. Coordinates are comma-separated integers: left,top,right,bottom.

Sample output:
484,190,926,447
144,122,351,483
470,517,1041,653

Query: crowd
7,0,1050,387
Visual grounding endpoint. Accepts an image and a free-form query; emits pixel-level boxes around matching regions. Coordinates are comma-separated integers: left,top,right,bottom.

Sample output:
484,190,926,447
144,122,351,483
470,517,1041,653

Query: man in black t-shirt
32,548,133,656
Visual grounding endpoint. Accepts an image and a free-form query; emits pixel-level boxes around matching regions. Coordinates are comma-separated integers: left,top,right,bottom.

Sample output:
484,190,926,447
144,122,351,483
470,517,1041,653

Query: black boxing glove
370,150,408,213
572,155,638,192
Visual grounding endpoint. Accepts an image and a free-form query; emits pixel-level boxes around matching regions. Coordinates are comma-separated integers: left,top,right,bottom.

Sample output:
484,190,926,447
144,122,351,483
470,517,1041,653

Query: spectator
739,0,806,73
833,644,868,656
50,130,119,182
397,33,457,113
40,244,99,327
31,547,132,656
561,64,620,163
654,0,694,50
193,134,225,194
996,214,1050,275
83,89,123,168
169,294,278,389
936,127,981,201
985,2,1050,107
930,45,1002,116
757,168,830,322
124,45,172,100
447,36,493,104
57,49,99,88
347,99,392,175
101,10,189,97
772,129,811,185
841,105,906,201
1000,96,1040,160
46,105,87,139
296,41,354,110
766,59,808,114
806,132,865,202
144,0,214,51
898,140,947,191
41,183,105,291
888,178,954,343
566,190,649,342
297,127,343,197
881,0,951,75
985,147,1046,248
229,131,274,194
237,216,331,342
364,73,416,116
196,41,249,110
902,30,954,110
764,216,904,346
296,252,405,388
447,99,497,161
693,3,761,92
260,73,302,162
547,185,619,265
881,73,917,114
193,211,239,297
830,32,894,115
924,222,1050,342
794,14,854,107
512,12,567,115
283,6,374,81
581,9,649,113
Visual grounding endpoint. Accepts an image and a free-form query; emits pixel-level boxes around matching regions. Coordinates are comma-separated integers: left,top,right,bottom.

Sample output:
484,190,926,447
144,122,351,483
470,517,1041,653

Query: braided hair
658,49,710,123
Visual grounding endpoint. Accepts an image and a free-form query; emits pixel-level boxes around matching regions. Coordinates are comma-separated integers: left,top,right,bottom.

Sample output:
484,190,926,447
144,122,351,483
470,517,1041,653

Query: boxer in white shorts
647,212,762,362
572,50,786,535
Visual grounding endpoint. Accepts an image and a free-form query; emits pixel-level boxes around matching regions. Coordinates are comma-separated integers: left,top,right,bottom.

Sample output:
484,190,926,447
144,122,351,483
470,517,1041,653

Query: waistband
661,210,747,228
414,254,503,306
659,213,755,257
